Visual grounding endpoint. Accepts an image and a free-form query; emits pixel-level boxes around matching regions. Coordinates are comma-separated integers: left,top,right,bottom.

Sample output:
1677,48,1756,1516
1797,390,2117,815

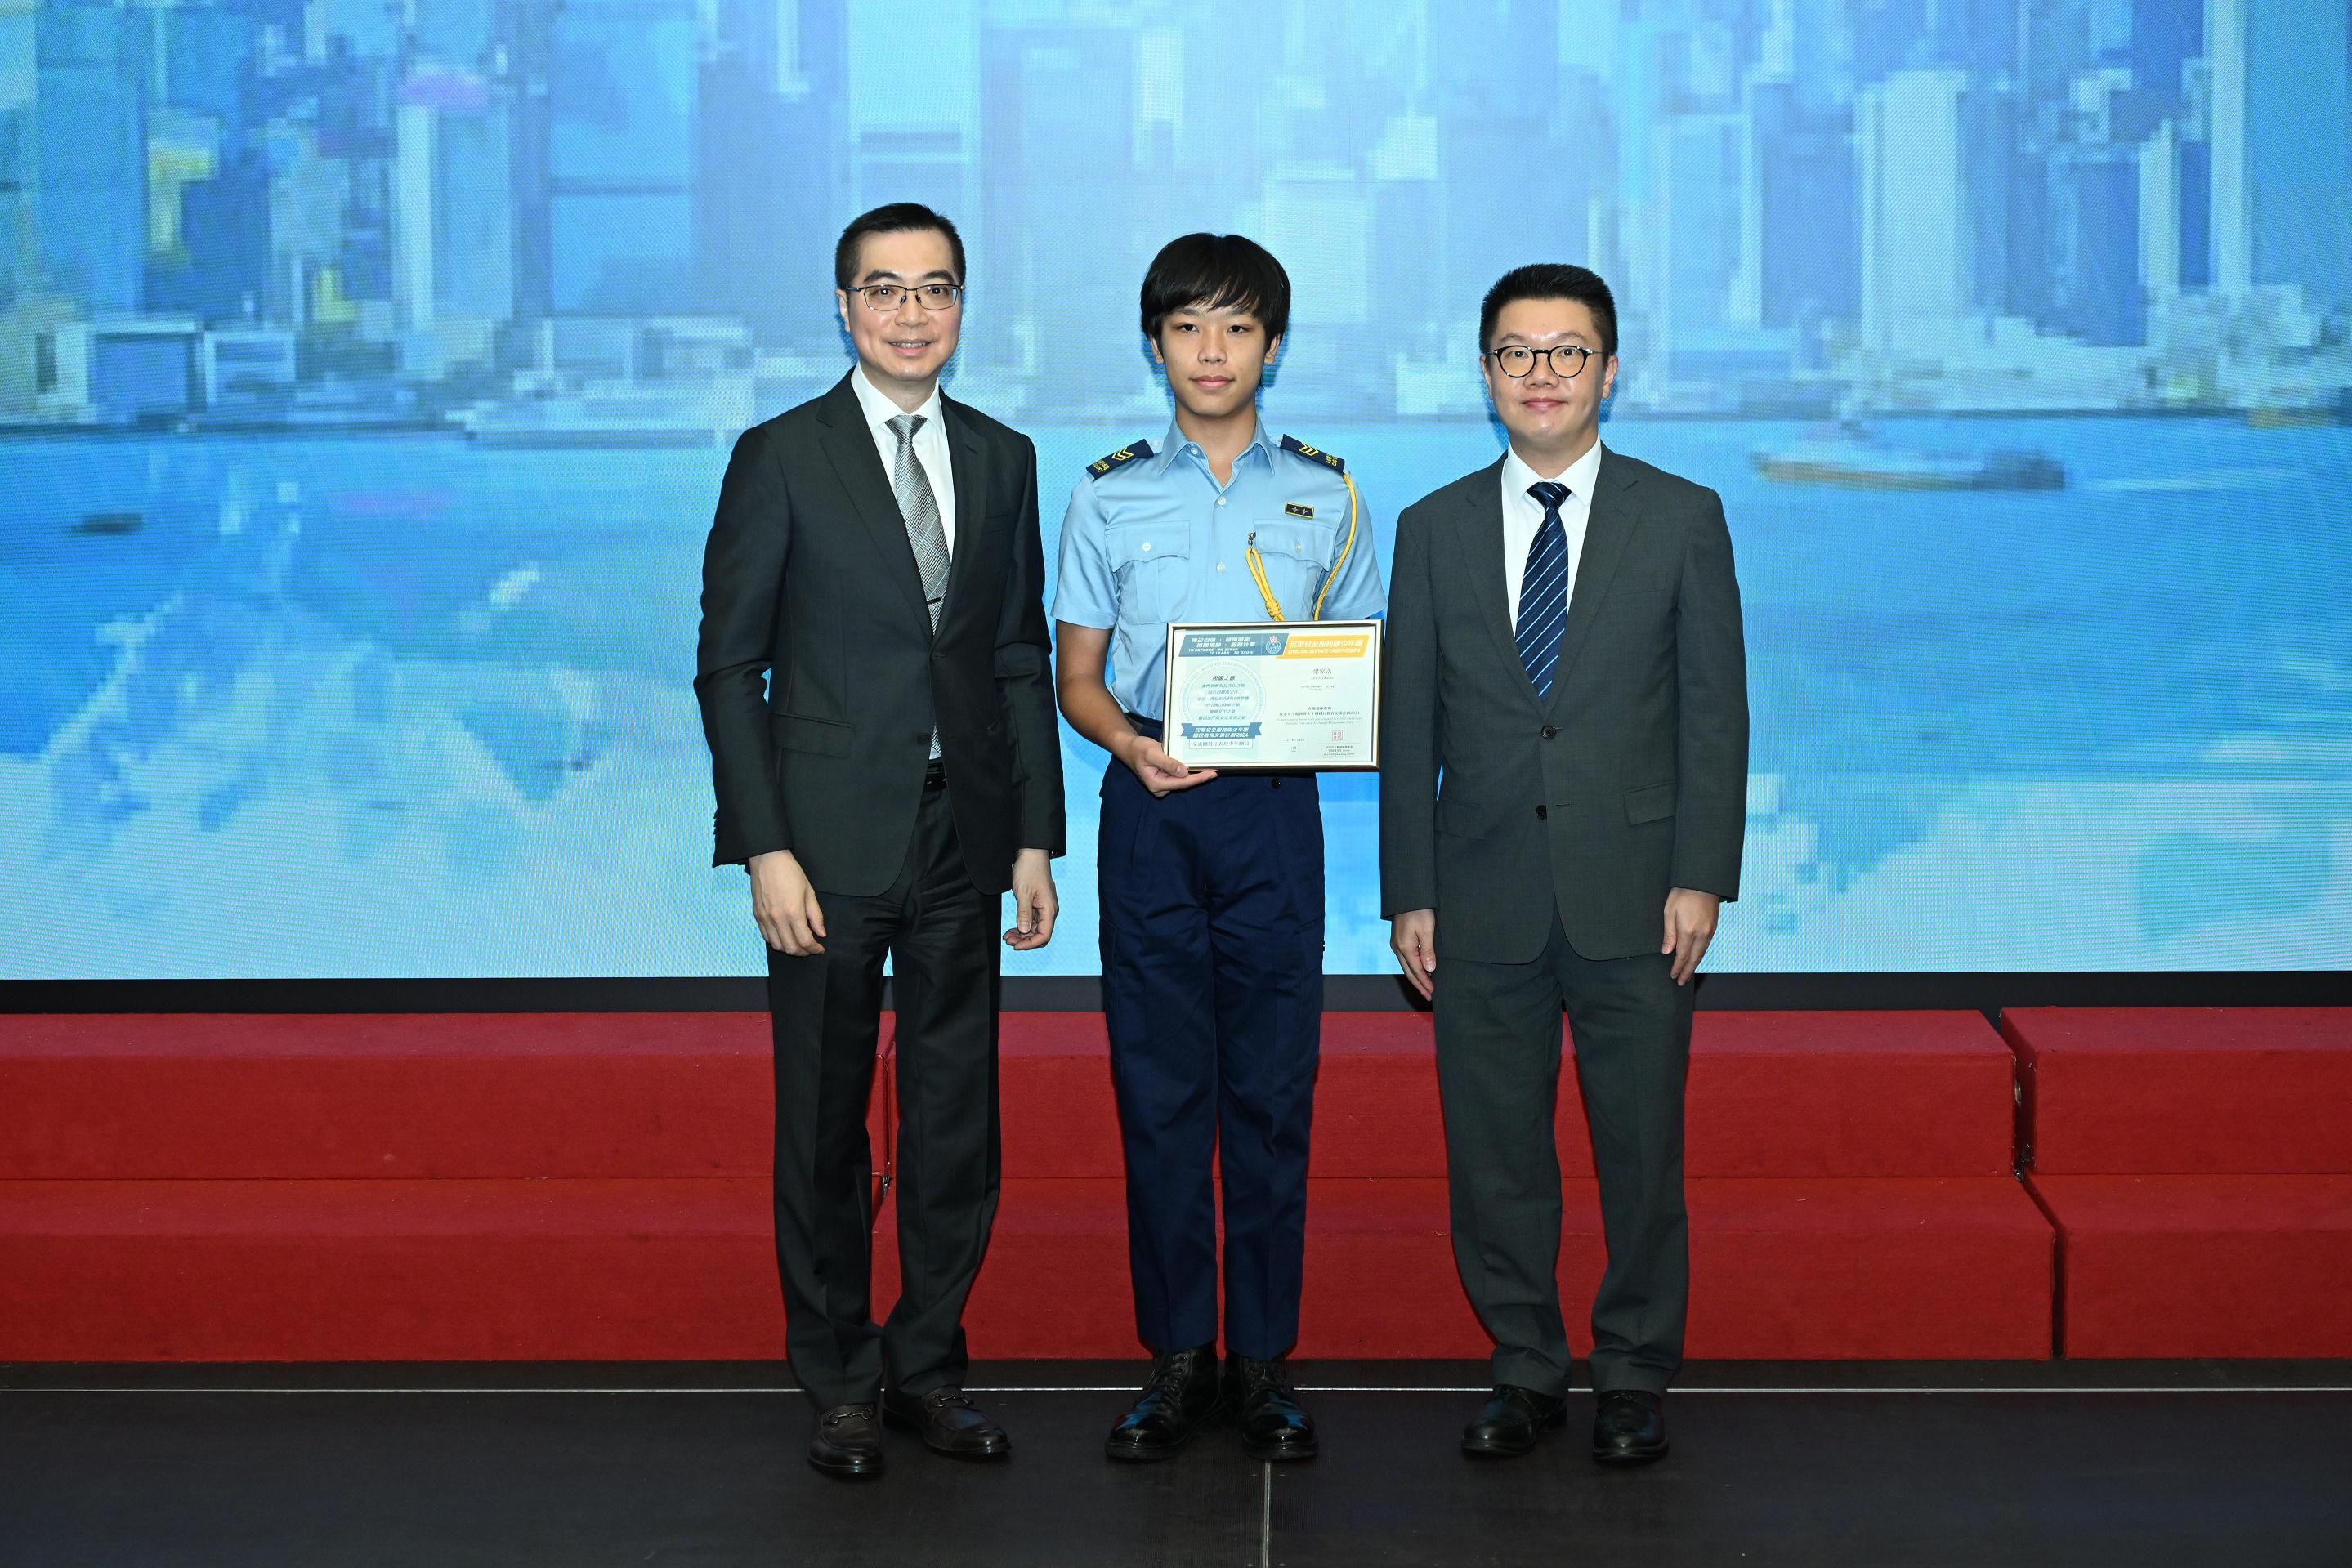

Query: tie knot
1527,480,1569,510
888,413,926,444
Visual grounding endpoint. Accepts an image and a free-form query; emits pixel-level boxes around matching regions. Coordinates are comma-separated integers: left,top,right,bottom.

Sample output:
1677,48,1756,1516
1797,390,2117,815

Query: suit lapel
939,394,990,627
1454,461,1536,706
816,372,933,632
1549,444,1639,708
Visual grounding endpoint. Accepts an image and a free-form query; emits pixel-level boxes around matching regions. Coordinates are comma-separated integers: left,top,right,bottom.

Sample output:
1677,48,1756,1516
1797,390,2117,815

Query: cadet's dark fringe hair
1140,233,1291,342
1479,264,1618,360
834,203,966,290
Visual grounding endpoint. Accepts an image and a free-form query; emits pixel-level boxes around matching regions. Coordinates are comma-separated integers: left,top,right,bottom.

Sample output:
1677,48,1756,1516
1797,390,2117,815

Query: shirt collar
850,364,944,438
1160,415,1276,475
1504,437,1606,503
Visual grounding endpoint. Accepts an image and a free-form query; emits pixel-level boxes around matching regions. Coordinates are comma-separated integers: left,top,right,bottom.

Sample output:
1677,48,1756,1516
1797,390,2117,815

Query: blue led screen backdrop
3,0,2349,977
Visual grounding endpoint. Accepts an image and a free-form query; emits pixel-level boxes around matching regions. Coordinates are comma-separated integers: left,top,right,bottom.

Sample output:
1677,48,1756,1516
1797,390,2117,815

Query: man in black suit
1379,265,1748,1465
695,203,1064,1481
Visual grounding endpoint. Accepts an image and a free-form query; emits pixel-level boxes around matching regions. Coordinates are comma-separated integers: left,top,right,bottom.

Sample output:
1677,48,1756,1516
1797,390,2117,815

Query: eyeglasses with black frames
850,282,966,312
1487,343,1598,379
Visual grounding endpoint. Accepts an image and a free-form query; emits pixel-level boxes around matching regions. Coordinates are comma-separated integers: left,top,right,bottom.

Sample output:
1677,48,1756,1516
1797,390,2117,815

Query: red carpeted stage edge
2,1007,2345,1363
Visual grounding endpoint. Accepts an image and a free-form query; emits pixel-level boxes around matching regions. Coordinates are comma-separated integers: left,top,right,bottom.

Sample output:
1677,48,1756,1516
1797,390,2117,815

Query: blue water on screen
4,415,2345,976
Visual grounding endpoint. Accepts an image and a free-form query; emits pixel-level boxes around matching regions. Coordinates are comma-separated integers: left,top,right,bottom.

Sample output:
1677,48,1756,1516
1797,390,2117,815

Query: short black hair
1479,264,1617,360
834,203,965,290
1140,232,1290,342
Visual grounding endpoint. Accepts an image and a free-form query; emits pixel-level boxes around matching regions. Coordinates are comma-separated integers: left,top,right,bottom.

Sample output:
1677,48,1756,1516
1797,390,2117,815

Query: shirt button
1140,541,1151,552
1215,497,1227,507
1216,562,1227,572
1541,725,1558,739
1535,805,1549,820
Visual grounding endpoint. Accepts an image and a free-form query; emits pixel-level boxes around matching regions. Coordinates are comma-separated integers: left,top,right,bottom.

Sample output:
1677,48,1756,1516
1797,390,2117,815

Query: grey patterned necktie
887,413,950,632
887,413,948,761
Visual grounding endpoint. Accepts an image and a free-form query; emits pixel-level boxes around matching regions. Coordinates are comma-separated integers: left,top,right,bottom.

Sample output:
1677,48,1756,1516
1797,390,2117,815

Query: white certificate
1160,620,1381,771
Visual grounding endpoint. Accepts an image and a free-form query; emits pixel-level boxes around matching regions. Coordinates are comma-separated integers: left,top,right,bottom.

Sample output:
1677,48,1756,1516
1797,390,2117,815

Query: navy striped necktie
1516,480,1572,699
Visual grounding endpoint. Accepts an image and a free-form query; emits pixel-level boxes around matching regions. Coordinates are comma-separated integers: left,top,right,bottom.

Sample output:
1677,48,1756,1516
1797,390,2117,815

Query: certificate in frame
1160,619,1381,772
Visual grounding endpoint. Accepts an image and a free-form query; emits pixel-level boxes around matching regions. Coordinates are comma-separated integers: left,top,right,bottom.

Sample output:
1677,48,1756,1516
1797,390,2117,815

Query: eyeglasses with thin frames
1487,343,1598,379
849,283,965,312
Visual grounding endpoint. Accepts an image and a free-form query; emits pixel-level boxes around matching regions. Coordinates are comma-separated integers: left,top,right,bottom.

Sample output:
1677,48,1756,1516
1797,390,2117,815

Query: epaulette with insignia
1086,440,1153,479
1280,435,1344,473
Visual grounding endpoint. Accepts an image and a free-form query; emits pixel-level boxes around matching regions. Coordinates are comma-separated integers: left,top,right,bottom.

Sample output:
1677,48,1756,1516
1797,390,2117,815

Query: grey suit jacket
695,373,1065,896
1378,444,1748,963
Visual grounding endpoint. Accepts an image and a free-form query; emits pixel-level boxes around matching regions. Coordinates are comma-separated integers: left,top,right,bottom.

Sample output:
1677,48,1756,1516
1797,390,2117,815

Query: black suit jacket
695,373,1065,896
1379,444,1748,963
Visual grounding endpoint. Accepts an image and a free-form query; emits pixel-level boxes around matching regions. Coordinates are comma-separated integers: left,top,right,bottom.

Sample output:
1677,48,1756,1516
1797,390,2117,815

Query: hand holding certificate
1161,620,1381,771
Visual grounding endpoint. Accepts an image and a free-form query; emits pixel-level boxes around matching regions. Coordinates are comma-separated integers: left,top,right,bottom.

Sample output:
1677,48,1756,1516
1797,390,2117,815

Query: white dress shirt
850,365,957,552
1500,439,1603,626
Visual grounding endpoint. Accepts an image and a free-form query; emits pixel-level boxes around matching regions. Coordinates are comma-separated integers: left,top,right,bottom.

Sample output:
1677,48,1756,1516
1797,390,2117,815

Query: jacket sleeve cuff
1667,858,1739,902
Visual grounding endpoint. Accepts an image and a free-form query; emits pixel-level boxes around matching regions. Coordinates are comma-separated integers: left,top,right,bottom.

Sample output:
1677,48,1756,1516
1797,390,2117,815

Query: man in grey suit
1379,264,1747,1465
696,203,1064,1480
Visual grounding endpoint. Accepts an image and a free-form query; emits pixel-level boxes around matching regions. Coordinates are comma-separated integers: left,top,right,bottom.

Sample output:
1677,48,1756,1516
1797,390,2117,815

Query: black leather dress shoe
807,1403,886,1479
1591,1389,1669,1465
1104,1344,1223,1462
1460,1385,1567,1458
881,1386,1010,1461
1229,1356,1318,1462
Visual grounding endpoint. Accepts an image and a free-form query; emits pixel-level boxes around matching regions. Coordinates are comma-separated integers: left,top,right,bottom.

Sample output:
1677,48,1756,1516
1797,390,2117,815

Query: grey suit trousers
1435,909,1693,1397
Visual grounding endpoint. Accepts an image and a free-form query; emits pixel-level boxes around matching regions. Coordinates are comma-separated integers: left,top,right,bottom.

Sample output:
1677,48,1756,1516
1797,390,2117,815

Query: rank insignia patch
1279,435,1344,472
1086,440,1153,478
1285,503,1316,518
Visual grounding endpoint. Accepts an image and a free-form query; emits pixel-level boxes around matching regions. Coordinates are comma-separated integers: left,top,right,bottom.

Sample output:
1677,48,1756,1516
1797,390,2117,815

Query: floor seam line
6,1383,2350,1396
1260,1461,1272,1568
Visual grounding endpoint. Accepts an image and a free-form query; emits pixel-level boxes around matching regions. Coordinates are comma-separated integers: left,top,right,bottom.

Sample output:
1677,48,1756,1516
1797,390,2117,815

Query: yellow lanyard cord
1243,534,1286,621
1315,473,1362,620
1245,472,1362,623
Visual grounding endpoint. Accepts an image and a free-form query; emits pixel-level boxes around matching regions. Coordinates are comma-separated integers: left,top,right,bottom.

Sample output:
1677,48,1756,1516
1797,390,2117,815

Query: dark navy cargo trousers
1097,738,1325,1360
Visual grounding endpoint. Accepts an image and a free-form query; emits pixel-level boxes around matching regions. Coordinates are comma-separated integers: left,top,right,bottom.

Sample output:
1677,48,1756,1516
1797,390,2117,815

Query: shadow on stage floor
3,1361,2349,1566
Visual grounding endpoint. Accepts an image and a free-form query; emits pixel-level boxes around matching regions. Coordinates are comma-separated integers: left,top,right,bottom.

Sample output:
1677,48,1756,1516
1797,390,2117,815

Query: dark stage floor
4,1361,2349,1566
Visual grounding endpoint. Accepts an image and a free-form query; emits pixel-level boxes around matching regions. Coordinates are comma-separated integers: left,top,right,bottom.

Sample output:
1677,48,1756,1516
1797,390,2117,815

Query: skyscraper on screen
2207,0,2352,320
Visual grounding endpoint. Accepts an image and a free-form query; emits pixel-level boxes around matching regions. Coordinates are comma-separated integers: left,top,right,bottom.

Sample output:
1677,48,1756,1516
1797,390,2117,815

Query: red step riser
14,1005,2346,1362
2029,1174,2352,1358
0,1235,787,1361
2005,1008,2352,1175
0,1056,771,1182
2059,1235,2352,1357
0,1177,2052,1362
0,1012,2016,1182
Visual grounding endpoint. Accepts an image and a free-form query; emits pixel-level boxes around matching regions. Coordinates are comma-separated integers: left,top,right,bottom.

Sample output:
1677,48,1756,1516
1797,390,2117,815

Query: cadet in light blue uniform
1060,429,1379,709
1053,234,1383,1465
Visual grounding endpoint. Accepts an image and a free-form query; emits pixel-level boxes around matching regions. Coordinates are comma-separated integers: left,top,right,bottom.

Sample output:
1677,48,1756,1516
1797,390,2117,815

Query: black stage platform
5,1362,2348,1566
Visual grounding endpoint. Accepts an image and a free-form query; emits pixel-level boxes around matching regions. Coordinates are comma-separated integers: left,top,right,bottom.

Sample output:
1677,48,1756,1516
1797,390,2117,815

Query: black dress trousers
762,777,1001,1410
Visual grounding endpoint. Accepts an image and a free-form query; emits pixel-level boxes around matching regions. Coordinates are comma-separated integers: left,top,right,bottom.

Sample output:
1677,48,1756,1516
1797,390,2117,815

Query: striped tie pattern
1515,480,1572,700
888,413,949,760
887,413,951,632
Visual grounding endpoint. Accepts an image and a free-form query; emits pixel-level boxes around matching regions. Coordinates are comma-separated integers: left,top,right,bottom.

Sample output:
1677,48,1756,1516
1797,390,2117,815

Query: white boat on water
1753,422,2065,491
458,382,753,450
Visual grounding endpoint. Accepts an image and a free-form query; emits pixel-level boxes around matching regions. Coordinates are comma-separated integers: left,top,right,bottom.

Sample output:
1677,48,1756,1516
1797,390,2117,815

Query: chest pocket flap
1245,517,1336,614
1106,522,1189,623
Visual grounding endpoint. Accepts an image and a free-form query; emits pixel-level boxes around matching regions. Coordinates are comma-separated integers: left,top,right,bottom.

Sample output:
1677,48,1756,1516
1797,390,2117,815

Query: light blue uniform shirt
1053,419,1386,720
